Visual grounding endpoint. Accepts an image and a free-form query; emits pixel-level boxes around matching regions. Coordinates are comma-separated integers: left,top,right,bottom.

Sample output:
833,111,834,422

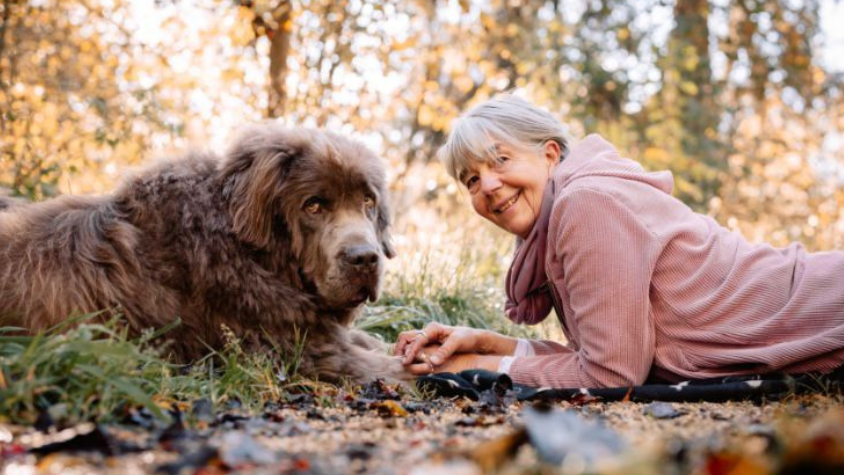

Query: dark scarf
504,180,556,325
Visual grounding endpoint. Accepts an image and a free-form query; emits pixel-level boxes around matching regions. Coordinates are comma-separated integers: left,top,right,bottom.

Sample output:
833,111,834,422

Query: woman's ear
543,140,562,165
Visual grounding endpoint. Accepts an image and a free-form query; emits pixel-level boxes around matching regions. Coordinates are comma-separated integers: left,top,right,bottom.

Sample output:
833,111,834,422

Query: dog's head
220,124,396,309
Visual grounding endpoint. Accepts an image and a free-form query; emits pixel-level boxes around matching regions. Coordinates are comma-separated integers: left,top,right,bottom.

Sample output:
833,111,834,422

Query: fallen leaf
217,431,278,468
643,402,685,419
371,400,409,417
523,405,626,466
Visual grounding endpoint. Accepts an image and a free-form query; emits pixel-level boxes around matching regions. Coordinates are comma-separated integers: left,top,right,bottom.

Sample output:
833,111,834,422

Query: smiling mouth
494,191,521,214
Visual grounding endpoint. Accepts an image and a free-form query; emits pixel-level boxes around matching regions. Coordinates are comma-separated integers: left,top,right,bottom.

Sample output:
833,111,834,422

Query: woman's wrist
474,354,505,372
477,330,519,355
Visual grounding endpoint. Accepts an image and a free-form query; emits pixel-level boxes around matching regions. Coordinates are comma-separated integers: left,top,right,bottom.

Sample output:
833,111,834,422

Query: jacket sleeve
508,187,659,388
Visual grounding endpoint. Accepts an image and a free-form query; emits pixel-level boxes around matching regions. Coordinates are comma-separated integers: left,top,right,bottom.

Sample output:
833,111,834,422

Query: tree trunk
267,3,292,119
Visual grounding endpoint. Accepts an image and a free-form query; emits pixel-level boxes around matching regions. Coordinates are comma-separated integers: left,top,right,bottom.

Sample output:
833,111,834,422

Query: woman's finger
406,350,439,375
400,331,428,364
395,325,438,356
429,331,467,365
394,330,420,355
402,323,449,364
407,361,437,375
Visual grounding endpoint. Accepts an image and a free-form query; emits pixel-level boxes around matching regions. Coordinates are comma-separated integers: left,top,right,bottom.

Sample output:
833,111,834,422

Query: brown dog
0,124,412,384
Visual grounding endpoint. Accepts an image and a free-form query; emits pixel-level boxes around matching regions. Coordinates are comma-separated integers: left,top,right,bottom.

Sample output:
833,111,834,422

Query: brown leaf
465,428,529,474
371,400,408,418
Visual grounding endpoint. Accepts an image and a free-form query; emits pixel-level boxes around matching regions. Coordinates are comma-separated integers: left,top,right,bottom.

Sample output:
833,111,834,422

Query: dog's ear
221,128,300,248
376,193,396,259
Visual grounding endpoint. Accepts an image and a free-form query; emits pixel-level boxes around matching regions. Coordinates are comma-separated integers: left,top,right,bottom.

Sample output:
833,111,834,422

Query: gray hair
438,93,572,182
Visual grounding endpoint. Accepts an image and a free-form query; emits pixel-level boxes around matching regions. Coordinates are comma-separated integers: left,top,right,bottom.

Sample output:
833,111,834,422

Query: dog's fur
0,124,412,383
0,189,24,210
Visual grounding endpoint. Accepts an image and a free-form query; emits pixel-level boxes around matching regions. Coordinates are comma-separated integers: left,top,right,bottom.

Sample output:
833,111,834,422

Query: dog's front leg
309,327,416,386
347,328,389,352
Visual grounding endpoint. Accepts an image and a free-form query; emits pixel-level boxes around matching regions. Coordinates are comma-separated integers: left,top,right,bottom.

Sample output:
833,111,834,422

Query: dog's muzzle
339,243,382,304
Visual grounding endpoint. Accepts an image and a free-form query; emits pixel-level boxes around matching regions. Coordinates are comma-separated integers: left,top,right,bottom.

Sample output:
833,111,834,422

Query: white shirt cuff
498,356,515,374
513,338,536,357
498,339,536,374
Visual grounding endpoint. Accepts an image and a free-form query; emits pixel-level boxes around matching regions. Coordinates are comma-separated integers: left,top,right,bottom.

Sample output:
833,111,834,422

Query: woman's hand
394,322,518,367
404,345,502,375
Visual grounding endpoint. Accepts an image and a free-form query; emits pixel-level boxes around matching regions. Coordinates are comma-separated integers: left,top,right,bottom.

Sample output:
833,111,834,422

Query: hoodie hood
553,134,674,195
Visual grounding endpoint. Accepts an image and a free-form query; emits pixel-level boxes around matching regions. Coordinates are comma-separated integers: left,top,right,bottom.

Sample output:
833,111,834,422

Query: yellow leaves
152,394,190,413
454,76,474,94
516,62,534,76
391,37,417,52
679,80,699,96
418,104,435,127
813,68,826,85
682,46,700,71
643,147,671,165
79,39,94,54
371,400,408,417
221,68,244,82
237,5,256,22
230,6,257,46
480,13,496,30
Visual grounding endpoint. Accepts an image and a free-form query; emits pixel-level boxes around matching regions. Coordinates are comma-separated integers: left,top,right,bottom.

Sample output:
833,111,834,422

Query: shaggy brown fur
0,189,24,210
0,124,413,384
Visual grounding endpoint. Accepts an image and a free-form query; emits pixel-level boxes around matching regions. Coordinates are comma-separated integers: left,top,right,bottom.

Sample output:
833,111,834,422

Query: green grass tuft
360,244,536,342
0,317,310,425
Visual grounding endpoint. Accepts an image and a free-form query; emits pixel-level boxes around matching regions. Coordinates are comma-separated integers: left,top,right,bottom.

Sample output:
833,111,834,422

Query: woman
395,93,844,389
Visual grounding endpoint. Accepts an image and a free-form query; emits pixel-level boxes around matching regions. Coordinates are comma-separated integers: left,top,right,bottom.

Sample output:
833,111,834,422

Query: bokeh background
2,0,843,338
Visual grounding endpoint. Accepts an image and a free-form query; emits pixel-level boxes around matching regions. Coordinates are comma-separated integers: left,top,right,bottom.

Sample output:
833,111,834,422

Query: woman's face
460,141,560,238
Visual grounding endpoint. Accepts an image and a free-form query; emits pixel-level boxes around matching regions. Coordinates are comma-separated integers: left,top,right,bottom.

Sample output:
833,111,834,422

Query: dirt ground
1,387,843,475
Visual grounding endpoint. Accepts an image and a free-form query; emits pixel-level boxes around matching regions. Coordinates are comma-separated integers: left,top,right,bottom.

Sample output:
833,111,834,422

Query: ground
1,381,843,475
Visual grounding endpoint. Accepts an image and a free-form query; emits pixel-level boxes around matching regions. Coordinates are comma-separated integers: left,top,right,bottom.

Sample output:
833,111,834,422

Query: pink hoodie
508,135,844,388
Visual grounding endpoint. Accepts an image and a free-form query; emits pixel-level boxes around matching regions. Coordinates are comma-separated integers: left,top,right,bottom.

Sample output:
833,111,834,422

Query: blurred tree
237,0,293,118
0,0,179,199
709,0,844,249
2,0,842,251
642,0,723,208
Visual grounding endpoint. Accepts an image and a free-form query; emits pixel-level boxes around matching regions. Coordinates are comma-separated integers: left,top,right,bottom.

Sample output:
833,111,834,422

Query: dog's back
0,189,24,210
0,159,210,334
0,195,131,327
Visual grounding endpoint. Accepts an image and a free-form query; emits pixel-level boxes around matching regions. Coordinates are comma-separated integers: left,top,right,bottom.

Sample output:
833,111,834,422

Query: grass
359,240,537,343
0,315,311,425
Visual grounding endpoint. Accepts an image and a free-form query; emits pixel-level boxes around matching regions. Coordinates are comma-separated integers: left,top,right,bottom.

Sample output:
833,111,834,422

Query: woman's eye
363,195,376,208
465,176,479,191
304,198,323,214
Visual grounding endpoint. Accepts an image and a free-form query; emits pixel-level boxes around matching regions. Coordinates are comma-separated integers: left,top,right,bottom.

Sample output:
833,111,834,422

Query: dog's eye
363,195,376,208
304,198,323,214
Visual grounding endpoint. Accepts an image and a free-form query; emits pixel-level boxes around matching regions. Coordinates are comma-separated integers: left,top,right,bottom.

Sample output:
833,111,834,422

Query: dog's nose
342,244,379,269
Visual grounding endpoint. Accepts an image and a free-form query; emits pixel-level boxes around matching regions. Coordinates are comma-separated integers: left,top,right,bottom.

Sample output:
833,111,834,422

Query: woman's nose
479,173,502,194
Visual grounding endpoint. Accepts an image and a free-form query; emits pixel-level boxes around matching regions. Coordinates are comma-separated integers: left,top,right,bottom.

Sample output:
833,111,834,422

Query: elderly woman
395,93,844,389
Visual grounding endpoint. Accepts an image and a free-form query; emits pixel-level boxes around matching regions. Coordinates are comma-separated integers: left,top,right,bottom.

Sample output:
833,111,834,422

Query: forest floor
2,380,843,475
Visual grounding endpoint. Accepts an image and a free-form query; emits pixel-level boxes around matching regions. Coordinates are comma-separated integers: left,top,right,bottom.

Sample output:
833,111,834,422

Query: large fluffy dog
0,124,411,383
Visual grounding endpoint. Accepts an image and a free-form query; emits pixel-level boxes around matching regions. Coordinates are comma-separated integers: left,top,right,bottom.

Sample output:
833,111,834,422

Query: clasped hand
393,323,511,375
